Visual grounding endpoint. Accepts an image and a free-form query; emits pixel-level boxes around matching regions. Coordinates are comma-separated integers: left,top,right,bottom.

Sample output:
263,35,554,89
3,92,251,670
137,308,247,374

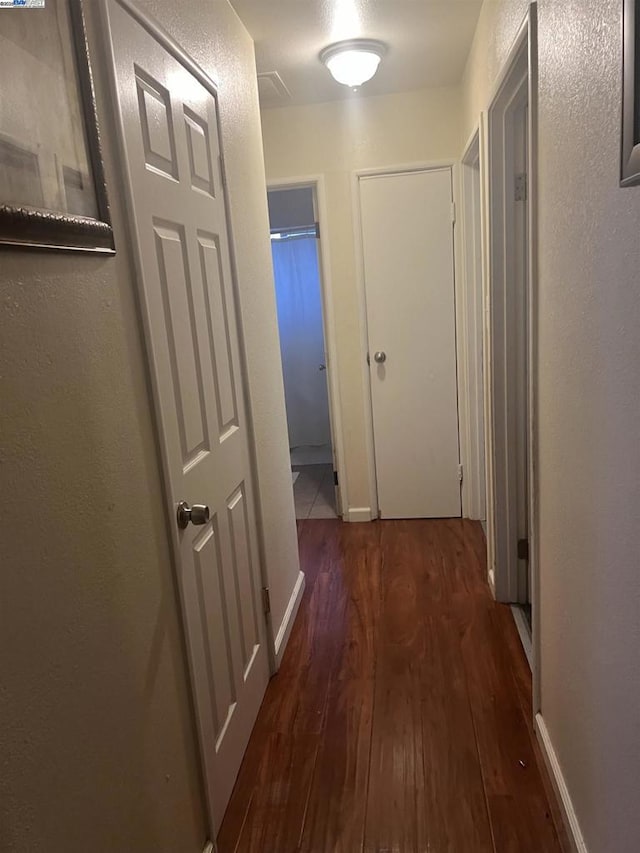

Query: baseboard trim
510,604,533,670
274,570,306,668
535,713,588,853
346,506,374,522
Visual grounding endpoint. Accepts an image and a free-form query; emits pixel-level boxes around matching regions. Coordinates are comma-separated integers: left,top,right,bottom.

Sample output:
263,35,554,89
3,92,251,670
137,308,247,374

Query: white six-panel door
359,168,461,519
104,0,269,832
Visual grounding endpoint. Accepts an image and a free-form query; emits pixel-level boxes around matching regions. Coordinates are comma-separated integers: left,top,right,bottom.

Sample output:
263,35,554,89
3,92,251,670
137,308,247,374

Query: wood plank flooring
218,519,569,853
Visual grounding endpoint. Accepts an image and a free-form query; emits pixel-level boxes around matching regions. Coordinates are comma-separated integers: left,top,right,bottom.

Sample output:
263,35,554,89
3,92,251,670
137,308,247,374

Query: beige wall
261,86,463,513
463,2,640,850
0,1,298,850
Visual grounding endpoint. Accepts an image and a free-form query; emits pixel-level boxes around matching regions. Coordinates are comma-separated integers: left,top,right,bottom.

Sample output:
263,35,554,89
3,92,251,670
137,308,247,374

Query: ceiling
230,0,483,109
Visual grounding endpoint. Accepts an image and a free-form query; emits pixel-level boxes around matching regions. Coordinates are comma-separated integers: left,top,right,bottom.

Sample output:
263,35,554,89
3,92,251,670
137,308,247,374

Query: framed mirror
622,0,640,186
0,0,114,251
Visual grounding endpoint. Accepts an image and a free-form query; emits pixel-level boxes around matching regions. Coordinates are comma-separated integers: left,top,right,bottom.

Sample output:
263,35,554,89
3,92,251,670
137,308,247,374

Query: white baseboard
274,570,305,668
510,604,533,670
488,567,496,595
346,506,374,522
535,713,588,853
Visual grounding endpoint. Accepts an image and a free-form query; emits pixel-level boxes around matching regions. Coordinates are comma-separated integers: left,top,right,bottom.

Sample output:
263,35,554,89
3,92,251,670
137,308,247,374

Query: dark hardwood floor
218,519,569,853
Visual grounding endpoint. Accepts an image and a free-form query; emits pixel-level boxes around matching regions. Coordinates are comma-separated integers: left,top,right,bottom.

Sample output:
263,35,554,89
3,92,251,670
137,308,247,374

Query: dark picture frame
0,0,114,252
621,0,640,186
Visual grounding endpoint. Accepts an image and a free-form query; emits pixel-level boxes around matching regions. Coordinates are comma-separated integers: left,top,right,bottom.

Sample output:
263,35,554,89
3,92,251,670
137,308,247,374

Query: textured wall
261,87,463,512
462,2,640,850
0,1,298,850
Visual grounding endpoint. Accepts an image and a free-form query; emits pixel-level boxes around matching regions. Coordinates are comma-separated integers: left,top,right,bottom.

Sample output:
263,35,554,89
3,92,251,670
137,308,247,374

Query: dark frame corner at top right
621,0,640,185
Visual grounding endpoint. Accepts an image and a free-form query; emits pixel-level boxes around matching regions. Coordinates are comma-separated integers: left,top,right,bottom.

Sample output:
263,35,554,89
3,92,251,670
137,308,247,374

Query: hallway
218,519,567,852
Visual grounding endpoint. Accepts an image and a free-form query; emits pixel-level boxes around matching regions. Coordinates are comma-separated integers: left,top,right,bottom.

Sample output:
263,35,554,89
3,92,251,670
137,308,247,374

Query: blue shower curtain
271,236,332,450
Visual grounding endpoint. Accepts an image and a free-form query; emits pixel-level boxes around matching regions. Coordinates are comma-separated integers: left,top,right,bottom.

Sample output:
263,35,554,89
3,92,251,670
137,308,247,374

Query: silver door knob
177,501,210,529
374,351,387,364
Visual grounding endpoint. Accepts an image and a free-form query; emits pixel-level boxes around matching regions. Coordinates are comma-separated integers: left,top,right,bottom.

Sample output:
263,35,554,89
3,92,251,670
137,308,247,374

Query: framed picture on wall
0,0,114,251
621,0,640,186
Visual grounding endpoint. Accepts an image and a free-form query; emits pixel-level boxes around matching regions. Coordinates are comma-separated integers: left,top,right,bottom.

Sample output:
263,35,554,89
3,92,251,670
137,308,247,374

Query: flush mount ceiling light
320,39,386,89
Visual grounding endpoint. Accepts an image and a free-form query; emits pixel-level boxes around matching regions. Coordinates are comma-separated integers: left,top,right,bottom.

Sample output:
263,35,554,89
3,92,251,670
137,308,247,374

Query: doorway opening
486,8,538,682
267,183,342,520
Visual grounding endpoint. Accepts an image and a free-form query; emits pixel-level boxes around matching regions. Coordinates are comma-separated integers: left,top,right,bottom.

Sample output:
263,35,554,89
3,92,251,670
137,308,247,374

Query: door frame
460,127,487,522
100,0,272,838
266,175,347,517
352,160,464,519
485,4,540,710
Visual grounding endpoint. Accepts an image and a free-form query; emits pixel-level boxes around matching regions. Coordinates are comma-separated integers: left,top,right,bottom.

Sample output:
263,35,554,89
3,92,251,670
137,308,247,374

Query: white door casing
359,168,461,519
310,187,343,517
103,0,269,832
461,130,487,524
484,2,540,716
487,31,531,605
513,96,530,604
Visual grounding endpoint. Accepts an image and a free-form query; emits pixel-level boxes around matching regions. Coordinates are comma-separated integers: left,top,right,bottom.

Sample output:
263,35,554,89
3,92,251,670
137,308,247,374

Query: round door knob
177,501,210,529
374,351,387,364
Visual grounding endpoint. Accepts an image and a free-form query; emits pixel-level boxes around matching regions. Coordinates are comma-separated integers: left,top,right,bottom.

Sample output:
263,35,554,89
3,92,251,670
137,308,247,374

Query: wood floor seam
460,625,499,853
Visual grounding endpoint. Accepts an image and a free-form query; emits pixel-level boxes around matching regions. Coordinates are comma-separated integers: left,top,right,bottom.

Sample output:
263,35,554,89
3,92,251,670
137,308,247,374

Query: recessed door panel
193,519,236,746
153,221,208,465
184,107,215,196
135,67,177,178
227,485,260,677
198,232,239,436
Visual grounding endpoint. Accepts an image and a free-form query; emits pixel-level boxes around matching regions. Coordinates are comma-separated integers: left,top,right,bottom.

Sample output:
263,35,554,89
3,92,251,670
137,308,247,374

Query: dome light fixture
320,39,386,89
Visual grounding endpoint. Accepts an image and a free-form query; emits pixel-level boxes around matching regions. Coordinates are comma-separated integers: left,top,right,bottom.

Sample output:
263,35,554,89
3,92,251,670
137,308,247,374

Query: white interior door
104,0,269,832
359,168,461,519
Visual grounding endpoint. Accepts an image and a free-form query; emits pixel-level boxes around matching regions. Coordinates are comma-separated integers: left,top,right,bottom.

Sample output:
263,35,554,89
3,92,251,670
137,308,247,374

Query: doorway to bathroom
268,183,342,520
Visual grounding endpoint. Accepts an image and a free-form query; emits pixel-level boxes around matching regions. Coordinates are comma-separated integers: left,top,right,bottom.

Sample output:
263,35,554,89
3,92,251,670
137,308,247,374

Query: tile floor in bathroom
292,463,337,520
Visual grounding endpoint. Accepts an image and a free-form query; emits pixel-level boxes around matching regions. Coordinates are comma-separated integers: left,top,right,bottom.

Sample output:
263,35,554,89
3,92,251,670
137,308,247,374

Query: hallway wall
0,2,298,850
462,2,640,850
261,86,463,516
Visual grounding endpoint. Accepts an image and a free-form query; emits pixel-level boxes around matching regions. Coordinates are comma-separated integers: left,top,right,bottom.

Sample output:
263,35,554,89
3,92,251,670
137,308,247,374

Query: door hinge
315,221,320,239
517,538,529,561
458,464,464,483
515,172,527,202
333,470,339,486
261,587,271,615
451,201,456,224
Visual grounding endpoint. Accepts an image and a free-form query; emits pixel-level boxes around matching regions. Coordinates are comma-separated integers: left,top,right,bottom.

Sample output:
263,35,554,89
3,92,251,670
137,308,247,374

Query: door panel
198,233,239,433
106,0,269,832
154,221,210,459
360,168,461,519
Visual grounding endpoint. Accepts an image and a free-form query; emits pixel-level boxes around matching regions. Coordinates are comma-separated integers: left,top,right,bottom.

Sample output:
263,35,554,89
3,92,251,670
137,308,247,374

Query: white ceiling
230,0,483,108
